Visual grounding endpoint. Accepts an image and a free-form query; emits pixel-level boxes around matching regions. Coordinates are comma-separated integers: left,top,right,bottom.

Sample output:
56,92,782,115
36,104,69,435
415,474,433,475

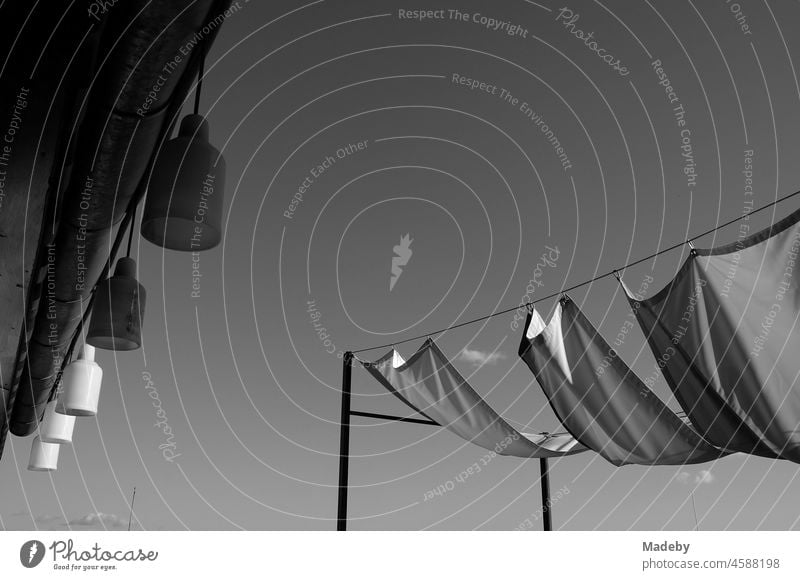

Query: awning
624,208,800,462
519,296,726,466
359,340,586,458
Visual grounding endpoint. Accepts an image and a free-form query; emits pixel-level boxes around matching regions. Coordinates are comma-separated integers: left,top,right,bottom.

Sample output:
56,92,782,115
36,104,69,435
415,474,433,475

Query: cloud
674,472,691,484
694,469,715,484
675,469,715,485
458,348,507,367
8,511,133,530
68,512,127,529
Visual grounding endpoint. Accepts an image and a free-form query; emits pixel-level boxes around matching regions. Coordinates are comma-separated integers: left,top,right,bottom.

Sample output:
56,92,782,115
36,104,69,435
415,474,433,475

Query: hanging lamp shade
87,257,146,350
141,114,225,251
40,399,76,444
28,436,60,471
60,345,103,416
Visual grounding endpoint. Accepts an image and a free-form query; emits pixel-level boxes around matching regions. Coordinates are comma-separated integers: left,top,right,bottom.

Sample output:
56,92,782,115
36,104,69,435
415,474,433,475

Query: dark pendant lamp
140,47,225,251
87,210,146,350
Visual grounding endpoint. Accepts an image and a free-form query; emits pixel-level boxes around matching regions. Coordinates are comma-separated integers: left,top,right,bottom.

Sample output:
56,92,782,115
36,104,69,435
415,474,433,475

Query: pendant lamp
60,344,103,416
87,256,146,350
40,399,76,444
28,436,59,471
141,50,225,251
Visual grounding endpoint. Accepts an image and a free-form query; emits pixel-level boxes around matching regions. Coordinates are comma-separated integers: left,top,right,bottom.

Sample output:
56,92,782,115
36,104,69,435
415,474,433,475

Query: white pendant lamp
40,399,76,444
60,344,103,416
28,436,60,471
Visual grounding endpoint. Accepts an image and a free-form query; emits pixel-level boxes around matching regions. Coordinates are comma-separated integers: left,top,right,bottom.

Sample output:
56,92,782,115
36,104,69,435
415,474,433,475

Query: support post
540,457,552,531
336,352,353,531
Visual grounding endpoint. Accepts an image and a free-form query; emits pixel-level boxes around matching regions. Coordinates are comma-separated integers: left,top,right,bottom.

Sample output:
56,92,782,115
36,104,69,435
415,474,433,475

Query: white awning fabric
359,340,586,458
519,297,726,466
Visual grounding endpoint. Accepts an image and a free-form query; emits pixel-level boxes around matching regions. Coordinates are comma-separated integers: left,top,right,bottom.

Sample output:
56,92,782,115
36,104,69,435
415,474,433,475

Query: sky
2,0,800,531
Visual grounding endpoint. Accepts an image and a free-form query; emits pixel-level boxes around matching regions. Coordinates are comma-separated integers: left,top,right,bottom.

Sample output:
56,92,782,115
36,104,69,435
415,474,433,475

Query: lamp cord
126,204,136,258
194,46,205,115
351,188,800,354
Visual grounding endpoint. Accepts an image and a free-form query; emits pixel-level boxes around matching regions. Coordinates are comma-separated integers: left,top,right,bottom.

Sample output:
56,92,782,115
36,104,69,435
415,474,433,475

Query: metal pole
540,457,552,531
336,352,353,531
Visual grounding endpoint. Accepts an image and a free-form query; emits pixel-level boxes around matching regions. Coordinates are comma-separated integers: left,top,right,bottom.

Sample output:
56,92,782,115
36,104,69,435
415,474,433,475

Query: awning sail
625,207,800,462
519,297,726,466
359,340,586,458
